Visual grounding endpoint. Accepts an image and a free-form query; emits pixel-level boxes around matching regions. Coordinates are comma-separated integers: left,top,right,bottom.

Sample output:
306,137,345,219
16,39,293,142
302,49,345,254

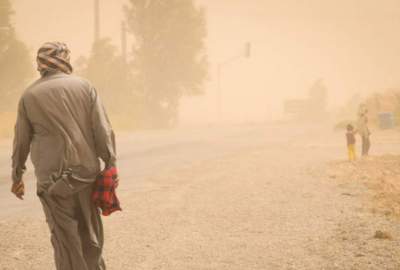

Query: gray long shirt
12,72,116,191
357,114,370,138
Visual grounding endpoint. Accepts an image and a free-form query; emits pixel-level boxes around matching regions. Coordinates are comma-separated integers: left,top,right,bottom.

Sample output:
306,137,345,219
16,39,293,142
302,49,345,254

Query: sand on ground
0,124,399,270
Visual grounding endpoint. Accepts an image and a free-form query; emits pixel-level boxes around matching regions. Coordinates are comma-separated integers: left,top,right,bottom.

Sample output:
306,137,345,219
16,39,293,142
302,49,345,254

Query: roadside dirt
1,127,399,269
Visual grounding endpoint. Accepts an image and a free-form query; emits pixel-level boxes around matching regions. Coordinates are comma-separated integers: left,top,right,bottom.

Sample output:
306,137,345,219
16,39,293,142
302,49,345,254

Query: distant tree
0,0,33,111
77,38,143,128
79,39,129,112
395,92,400,126
309,79,327,109
125,0,208,128
308,79,328,115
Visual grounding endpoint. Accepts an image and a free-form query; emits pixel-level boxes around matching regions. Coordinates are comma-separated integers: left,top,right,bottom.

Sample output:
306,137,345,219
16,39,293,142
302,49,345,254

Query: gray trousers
361,135,370,156
39,185,106,270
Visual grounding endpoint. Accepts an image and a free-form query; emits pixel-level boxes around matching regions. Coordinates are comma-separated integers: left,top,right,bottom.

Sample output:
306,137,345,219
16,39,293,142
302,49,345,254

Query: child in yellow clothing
346,124,356,161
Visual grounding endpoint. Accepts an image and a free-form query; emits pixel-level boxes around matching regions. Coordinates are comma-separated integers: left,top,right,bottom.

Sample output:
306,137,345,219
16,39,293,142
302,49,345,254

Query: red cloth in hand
92,167,121,216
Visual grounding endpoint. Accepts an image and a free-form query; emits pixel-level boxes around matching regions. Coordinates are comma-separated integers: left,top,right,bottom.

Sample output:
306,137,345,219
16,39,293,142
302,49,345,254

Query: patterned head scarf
36,42,73,76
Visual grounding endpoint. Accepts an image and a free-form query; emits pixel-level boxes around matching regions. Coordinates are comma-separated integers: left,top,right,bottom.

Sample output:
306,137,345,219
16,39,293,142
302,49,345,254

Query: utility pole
0,4,11,32
217,42,251,122
121,22,127,63
217,65,222,119
94,0,100,42
121,21,128,82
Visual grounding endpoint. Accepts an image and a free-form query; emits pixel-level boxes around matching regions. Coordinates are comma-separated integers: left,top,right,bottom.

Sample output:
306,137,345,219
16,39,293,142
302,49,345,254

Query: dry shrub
330,155,400,219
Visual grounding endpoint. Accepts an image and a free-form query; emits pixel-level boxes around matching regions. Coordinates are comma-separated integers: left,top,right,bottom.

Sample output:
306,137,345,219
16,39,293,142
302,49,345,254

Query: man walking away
11,42,118,270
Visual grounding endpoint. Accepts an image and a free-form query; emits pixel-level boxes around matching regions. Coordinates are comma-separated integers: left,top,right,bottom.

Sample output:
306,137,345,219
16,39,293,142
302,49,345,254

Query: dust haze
2,1,400,269
11,0,400,125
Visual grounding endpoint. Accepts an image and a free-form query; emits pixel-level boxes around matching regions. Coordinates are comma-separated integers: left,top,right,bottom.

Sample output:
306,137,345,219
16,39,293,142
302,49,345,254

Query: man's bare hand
11,181,25,200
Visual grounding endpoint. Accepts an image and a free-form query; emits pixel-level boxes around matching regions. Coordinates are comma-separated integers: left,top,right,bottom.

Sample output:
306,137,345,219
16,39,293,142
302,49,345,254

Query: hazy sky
12,0,400,123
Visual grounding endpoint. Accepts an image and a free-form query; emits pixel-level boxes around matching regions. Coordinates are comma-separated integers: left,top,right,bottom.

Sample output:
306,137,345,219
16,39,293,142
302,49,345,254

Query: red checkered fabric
92,167,121,216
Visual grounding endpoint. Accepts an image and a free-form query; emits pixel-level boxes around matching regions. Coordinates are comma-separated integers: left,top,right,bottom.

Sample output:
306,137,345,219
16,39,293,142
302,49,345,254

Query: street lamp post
0,4,11,32
94,0,100,42
217,42,251,122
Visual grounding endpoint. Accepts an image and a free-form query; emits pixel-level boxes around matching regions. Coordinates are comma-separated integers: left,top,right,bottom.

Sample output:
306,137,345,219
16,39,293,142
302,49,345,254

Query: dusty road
0,124,399,269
